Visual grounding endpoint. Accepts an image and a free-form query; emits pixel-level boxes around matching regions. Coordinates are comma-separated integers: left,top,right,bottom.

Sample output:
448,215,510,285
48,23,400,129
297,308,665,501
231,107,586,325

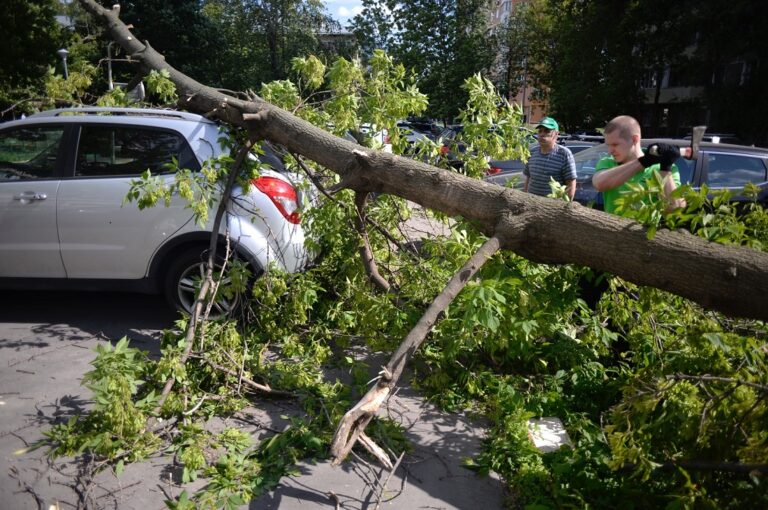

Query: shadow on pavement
0,290,178,357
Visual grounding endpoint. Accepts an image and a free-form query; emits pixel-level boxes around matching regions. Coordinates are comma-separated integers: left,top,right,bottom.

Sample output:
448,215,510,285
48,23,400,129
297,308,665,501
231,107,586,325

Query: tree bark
79,0,768,322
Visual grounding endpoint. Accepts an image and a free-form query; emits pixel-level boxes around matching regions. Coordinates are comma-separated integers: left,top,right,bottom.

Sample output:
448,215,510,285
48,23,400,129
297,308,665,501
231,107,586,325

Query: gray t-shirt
523,144,577,197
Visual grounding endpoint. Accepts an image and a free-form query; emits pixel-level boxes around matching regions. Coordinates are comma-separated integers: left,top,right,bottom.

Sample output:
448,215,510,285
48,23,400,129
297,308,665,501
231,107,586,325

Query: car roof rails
28,107,207,122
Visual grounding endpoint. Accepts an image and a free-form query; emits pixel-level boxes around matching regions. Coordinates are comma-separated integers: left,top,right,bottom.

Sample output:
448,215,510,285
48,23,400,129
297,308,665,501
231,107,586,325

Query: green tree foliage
692,0,768,145
500,0,764,140
512,0,645,131
494,4,529,102
200,0,340,90
345,0,395,57
0,0,67,117
350,0,497,120
115,0,227,86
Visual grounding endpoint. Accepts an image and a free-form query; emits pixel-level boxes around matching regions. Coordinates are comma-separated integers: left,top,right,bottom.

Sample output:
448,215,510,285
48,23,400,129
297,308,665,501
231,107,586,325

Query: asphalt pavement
0,289,507,509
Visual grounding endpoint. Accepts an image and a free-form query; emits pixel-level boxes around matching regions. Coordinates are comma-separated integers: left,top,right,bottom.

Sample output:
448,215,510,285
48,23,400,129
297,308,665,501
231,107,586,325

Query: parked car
682,133,743,145
573,130,605,143
572,139,768,208
400,118,441,140
392,122,431,147
0,107,315,315
484,141,596,188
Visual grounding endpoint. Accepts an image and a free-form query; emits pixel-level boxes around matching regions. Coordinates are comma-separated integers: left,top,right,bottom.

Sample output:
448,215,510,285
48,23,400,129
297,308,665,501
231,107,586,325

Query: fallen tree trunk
79,0,768,323
79,0,768,471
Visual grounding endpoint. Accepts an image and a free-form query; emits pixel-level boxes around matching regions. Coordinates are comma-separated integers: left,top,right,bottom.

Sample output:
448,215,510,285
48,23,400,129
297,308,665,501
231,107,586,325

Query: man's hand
648,143,681,172
637,151,661,168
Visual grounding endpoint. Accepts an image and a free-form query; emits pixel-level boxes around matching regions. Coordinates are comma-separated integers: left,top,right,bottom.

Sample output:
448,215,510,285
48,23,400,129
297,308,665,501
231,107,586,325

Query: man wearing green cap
523,117,577,200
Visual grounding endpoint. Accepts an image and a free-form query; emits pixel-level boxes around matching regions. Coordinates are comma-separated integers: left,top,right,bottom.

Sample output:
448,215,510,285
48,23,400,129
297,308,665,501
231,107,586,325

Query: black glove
647,143,680,172
637,151,661,168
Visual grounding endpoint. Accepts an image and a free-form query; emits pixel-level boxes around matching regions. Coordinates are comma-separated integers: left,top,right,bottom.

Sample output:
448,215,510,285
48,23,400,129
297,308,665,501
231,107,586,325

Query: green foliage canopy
0,0,68,116
350,0,497,120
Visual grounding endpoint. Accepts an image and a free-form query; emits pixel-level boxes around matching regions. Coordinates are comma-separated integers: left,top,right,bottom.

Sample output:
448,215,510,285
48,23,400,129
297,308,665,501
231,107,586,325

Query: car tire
164,247,242,318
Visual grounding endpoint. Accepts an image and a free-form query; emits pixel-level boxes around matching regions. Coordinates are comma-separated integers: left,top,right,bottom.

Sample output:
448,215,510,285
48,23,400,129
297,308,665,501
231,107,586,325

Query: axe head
689,125,707,160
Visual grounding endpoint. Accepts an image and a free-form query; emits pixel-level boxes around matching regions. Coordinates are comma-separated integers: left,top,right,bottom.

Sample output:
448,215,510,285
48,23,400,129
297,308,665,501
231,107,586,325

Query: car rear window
75,125,199,177
705,153,767,188
0,126,65,181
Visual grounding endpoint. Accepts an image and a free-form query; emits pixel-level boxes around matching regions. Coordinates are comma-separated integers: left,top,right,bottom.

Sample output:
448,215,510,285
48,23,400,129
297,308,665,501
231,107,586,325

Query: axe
648,125,706,171
682,125,707,160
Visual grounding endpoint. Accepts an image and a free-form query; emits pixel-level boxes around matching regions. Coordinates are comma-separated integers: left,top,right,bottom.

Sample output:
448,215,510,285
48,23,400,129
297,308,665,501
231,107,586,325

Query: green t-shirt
595,157,681,216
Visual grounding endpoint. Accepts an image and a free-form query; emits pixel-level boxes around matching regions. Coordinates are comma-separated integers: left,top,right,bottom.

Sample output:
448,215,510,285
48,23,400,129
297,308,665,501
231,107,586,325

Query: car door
57,123,202,279
0,125,67,277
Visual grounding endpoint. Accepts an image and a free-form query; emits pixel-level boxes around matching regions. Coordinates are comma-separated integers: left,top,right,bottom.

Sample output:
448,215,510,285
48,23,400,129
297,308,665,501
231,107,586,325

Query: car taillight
252,176,300,224
487,166,502,175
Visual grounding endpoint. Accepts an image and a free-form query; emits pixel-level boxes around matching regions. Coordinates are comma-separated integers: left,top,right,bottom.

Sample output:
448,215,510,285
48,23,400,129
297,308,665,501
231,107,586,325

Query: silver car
0,107,314,314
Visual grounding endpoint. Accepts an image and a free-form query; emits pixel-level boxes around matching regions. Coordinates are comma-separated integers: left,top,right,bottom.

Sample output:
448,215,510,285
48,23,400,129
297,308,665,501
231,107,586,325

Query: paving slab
1,290,507,509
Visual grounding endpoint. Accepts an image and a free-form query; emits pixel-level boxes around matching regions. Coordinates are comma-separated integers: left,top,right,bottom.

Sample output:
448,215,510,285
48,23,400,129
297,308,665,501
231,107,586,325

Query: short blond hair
605,115,641,141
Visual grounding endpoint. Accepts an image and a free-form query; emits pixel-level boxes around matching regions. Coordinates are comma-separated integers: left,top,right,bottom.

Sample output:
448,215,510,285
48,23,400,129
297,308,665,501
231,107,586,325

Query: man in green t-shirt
592,115,686,215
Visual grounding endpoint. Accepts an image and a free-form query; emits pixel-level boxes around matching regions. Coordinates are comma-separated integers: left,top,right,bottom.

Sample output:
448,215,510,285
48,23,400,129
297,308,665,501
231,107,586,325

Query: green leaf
702,332,731,352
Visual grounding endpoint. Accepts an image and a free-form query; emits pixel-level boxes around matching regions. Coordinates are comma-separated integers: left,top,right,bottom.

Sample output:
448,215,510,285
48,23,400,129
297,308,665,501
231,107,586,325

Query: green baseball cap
536,117,559,131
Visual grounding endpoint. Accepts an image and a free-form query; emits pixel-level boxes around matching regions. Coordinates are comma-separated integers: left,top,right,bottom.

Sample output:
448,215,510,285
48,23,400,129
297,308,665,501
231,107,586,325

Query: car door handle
13,192,48,201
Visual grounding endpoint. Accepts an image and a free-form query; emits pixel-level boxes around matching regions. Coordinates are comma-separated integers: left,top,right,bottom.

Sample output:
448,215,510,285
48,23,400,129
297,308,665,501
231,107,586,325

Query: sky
323,0,364,27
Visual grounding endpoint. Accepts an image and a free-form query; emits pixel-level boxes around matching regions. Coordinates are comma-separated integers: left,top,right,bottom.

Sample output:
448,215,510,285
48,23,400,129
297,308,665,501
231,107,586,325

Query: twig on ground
374,450,406,510
327,490,341,510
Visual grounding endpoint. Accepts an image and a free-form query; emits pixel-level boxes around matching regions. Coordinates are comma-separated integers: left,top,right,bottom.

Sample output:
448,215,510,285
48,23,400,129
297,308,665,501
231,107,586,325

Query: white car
0,107,314,314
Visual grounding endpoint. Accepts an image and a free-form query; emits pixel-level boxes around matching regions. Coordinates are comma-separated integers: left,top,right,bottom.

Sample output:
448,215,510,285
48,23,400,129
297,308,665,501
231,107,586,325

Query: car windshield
573,143,695,185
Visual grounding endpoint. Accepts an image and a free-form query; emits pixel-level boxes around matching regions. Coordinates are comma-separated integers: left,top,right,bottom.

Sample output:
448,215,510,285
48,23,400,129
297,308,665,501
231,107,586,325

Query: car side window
706,153,767,188
0,126,64,181
75,125,198,177
573,147,610,179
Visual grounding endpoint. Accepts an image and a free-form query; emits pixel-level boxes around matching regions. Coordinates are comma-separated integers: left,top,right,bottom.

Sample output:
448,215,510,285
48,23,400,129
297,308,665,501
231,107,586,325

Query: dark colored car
572,139,768,209
484,141,597,188
683,133,743,145
403,118,441,140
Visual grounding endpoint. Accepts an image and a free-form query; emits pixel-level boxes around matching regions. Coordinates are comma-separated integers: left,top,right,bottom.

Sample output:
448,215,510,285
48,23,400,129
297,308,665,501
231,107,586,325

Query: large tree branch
78,0,768,322
329,236,503,465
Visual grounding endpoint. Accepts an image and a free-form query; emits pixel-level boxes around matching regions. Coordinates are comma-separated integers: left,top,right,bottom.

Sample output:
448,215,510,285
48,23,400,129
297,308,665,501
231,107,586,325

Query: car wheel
164,248,242,318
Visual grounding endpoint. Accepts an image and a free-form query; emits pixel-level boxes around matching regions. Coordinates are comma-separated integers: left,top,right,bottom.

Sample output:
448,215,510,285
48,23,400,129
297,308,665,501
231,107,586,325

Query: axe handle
648,145,693,160
647,125,706,160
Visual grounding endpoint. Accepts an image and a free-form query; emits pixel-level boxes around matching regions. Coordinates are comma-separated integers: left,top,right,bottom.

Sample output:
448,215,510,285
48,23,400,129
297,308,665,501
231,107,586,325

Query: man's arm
659,168,687,210
592,159,644,191
562,148,577,199
523,161,530,192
